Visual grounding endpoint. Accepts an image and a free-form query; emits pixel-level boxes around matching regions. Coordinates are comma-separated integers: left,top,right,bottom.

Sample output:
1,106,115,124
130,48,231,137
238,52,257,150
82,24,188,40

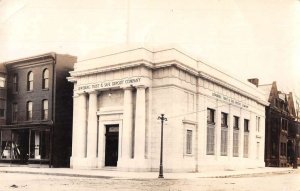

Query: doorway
105,125,119,166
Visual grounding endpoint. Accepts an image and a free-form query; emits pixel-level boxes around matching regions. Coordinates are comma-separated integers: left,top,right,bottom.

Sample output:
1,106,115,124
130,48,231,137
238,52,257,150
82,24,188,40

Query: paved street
0,169,299,191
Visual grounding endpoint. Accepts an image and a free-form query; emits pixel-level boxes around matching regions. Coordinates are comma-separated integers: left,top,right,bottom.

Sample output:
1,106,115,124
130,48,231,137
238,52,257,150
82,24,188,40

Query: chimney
248,78,259,87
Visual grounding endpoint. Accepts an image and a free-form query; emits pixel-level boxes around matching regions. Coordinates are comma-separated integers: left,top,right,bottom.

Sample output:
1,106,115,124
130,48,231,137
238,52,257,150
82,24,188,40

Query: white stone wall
69,47,267,172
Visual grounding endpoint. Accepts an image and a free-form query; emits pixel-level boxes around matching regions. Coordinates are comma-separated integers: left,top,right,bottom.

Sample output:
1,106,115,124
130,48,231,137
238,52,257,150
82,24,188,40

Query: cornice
199,72,269,106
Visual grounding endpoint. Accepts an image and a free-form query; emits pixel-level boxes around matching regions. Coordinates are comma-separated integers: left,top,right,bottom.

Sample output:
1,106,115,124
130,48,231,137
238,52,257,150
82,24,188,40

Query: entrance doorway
105,125,119,166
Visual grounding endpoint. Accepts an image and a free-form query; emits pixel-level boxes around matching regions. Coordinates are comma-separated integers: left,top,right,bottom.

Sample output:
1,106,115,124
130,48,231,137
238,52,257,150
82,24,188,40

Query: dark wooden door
105,125,119,166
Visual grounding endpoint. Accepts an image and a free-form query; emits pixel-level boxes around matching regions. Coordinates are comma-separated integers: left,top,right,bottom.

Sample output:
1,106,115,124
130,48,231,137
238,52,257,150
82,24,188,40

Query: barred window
244,133,249,158
221,126,228,156
207,124,215,155
186,130,192,154
233,129,239,157
243,119,249,157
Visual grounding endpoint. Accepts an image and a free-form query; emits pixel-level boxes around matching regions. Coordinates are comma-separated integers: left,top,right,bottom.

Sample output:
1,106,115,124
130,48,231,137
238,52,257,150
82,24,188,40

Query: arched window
42,69,49,89
42,100,48,120
27,101,33,121
27,72,33,91
13,74,18,92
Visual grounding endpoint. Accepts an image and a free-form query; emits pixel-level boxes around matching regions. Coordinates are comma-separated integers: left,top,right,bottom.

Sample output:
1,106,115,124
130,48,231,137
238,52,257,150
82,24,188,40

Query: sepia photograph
0,0,299,190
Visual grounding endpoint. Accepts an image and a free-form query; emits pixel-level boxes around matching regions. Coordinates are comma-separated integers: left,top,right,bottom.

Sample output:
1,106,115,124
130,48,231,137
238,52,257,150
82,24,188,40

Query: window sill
184,153,194,157
42,88,49,91
207,122,215,125
27,90,34,93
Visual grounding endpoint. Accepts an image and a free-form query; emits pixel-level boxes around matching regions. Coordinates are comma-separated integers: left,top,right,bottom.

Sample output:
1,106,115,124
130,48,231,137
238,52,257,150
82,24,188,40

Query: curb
0,170,114,179
0,168,297,179
198,169,296,178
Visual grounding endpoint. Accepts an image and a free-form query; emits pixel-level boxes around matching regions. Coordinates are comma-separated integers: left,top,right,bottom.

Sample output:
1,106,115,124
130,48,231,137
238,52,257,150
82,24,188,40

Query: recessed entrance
105,125,119,167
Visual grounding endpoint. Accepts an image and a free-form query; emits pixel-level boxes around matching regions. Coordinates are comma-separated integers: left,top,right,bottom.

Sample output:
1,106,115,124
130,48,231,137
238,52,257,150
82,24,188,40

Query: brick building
0,53,76,167
259,81,299,167
0,64,6,126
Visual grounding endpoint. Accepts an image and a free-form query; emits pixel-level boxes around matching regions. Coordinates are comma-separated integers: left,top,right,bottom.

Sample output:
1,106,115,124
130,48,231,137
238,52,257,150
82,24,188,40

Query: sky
0,0,299,96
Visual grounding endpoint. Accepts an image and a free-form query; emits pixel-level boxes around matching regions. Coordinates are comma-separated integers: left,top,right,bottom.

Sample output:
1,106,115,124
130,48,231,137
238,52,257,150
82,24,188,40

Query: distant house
0,53,76,167
259,81,300,167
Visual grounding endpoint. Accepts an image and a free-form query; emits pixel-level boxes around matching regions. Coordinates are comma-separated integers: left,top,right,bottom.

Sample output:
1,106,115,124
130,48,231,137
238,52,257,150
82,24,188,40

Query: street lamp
158,113,167,178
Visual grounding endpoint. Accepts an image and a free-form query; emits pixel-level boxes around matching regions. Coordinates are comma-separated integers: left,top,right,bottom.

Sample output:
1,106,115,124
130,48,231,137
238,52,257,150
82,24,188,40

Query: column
228,105,233,158
215,101,221,158
122,87,133,160
87,91,98,165
134,86,146,160
71,94,79,163
77,93,88,159
248,112,256,159
239,110,244,158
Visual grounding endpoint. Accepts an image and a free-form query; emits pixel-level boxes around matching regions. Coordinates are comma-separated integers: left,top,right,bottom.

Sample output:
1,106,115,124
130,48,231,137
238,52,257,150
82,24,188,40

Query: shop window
12,103,18,122
42,69,49,89
26,101,33,121
186,130,192,154
13,74,18,92
27,71,33,91
29,130,50,160
207,108,215,124
42,100,48,120
0,130,26,161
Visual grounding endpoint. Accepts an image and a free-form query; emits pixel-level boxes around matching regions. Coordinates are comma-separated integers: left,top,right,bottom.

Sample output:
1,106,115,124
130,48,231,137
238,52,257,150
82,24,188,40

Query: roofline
3,52,57,66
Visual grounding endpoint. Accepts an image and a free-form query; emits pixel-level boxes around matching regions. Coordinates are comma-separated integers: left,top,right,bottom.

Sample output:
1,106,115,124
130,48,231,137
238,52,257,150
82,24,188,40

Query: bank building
68,46,268,172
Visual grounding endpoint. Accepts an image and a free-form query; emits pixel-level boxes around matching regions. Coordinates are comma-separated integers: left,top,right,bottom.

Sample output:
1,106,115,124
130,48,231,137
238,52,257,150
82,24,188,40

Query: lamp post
158,113,167,178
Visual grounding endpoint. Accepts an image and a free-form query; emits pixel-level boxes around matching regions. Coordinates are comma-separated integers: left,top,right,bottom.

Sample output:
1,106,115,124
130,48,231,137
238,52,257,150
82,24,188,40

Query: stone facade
68,47,268,172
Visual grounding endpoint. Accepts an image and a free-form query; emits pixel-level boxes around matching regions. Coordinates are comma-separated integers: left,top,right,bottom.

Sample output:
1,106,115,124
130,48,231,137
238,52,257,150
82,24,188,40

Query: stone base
70,157,99,169
117,158,150,171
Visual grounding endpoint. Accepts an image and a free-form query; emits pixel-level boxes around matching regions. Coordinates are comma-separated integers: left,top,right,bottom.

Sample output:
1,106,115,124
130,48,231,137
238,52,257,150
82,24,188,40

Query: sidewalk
0,165,296,179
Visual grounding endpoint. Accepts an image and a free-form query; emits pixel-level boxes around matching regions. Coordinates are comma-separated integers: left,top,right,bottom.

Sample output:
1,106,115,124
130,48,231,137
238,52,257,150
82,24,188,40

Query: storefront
68,46,268,172
0,124,52,165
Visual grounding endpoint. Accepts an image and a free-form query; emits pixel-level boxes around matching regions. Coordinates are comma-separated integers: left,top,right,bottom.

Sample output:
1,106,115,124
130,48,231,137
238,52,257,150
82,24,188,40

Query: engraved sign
212,92,248,108
76,77,142,92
